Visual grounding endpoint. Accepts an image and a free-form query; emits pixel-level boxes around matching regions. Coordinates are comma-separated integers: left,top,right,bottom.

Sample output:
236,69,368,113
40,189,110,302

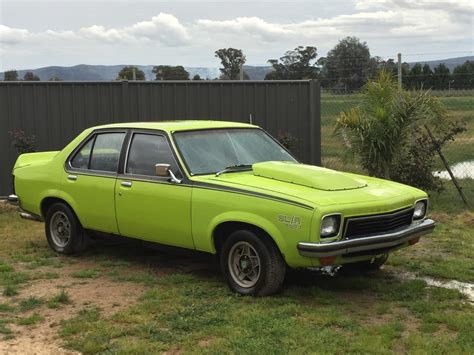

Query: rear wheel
45,203,88,254
220,230,286,296
345,254,389,271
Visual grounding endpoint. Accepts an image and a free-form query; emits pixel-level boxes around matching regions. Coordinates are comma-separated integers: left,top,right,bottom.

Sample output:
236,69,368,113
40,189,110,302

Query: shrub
277,131,299,155
335,71,465,191
9,129,36,154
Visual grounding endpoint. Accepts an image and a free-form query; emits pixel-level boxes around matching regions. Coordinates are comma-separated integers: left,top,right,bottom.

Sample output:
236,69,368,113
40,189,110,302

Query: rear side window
126,134,177,176
90,133,125,172
70,132,125,173
70,138,93,169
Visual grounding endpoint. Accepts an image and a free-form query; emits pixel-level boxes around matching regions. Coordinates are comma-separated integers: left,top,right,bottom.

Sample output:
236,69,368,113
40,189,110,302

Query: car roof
91,120,257,132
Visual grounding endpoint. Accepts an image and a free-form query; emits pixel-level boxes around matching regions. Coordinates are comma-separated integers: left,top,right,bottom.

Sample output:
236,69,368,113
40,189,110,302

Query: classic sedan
8,121,435,295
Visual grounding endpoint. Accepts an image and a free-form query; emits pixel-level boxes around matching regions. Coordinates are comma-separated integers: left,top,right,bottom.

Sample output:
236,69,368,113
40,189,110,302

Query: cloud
197,17,292,42
0,25,30,44
1,13,190,46
126,13,190,46
1,4,471,71
355,0,474,20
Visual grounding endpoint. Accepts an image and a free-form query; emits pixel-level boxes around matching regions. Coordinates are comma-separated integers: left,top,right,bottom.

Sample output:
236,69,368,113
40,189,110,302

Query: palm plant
335,71,446,180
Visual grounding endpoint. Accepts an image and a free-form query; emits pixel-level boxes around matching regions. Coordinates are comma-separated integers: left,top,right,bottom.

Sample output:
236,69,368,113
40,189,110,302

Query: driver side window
126,133,177,176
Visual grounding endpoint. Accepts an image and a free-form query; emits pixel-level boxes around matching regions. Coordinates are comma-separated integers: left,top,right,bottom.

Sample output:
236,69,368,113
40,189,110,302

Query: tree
432,63,450,90
219,71,250,80
215,48,246,80
49,75,63,81
421,64,434,88
335,71,464,191
406,63,423,89
192,74,202,81
4,70,19,81
153,66,189,80
320,37,375,92
23,72,40,81
452,61,474,89
265,46,319,80
117,66,145,80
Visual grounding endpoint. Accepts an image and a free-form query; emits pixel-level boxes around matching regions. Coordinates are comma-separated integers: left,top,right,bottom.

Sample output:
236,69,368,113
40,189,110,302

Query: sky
0,0,473,71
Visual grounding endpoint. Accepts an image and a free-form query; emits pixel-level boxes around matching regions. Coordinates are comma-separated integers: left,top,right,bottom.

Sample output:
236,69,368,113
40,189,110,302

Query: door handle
121,181,132,188
67,175,77,181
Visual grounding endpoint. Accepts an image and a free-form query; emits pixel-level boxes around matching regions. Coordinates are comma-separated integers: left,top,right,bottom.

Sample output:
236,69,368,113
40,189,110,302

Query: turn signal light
319,256,336,266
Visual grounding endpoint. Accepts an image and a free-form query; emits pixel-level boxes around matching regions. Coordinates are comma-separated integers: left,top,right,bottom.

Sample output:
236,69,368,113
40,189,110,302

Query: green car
8,121,435,295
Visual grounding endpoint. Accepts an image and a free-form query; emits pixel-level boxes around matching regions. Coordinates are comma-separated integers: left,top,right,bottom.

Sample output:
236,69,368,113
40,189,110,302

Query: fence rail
0,80,321,196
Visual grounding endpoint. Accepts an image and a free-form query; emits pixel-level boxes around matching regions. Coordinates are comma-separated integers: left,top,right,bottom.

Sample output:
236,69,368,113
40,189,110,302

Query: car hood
193,161,421,209
252,161,366,191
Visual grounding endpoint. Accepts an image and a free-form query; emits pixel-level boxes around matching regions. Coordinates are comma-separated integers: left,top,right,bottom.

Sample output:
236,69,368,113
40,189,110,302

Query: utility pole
132,67,136,81
239,64,244,81
397,53,402,90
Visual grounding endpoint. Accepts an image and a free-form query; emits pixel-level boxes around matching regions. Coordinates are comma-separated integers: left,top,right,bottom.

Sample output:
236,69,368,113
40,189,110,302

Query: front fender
207,211,287,254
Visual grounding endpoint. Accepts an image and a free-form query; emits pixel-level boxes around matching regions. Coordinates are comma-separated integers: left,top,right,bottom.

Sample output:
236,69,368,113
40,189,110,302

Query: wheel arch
40,194,79,222
212,219,286,261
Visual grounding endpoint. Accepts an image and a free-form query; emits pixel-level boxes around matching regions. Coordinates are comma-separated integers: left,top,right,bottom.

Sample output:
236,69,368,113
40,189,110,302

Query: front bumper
297,219,435,258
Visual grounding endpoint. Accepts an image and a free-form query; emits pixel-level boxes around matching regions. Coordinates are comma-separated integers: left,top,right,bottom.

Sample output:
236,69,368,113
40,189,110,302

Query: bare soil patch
0,259,146,354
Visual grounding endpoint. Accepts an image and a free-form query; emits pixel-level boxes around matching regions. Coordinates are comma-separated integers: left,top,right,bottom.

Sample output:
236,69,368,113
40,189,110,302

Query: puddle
433,160,474,180
398,271,474,303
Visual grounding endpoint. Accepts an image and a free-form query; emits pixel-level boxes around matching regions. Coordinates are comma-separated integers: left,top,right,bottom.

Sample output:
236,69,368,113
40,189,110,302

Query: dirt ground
0,259,148,354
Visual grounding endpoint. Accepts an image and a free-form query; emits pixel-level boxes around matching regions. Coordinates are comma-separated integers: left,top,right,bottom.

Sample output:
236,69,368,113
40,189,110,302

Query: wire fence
320,89,474,203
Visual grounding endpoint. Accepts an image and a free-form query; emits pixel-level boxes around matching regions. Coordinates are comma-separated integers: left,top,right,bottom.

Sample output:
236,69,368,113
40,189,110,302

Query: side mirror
155,163,170,177
155,164,182,184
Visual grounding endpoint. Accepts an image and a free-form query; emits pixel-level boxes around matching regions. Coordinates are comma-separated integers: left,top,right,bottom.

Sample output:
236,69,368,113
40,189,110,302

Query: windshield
174,128,297,175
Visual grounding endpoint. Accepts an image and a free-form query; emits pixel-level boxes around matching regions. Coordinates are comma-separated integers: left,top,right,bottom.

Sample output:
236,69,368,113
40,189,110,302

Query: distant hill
2,56,470,81
408,56,473,71
0,64,273,81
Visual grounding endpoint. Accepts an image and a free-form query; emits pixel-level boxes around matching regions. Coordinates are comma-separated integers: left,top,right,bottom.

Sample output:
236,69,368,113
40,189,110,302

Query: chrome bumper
5,194,42,222
297,219,435,258
7,194,19,205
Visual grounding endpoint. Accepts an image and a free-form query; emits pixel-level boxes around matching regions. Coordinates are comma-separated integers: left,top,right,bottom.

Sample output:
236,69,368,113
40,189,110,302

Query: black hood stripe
192,181,314,211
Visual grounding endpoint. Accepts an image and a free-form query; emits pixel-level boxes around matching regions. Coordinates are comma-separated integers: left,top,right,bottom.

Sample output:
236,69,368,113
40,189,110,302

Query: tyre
345,254,389,271
45,202,88,254
220,229,286,296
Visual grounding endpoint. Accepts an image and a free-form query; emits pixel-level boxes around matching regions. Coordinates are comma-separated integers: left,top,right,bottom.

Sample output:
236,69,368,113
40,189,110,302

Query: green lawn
321,90,474,172
0,198,473,353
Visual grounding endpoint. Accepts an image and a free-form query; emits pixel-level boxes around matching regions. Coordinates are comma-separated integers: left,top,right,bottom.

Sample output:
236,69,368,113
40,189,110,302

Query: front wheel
220,230,286,296
45,203,88,254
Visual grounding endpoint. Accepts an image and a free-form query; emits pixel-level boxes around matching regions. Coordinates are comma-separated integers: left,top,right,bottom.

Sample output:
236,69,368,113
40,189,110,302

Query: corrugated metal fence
0,80,321,196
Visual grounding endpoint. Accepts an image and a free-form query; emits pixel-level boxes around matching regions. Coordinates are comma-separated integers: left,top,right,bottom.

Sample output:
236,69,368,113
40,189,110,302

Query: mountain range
0,65,272,81
1,56,471,81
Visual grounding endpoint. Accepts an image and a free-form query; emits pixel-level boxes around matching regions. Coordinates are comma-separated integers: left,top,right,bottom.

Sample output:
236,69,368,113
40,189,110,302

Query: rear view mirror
155,163,182,184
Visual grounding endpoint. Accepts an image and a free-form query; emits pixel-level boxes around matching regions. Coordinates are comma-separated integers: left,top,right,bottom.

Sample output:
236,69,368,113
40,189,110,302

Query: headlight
413,200,427,220
320,215,341,238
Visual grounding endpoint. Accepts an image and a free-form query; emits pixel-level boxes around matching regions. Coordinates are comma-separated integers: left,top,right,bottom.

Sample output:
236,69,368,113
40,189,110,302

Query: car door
114,131,194,249
66,130,127,234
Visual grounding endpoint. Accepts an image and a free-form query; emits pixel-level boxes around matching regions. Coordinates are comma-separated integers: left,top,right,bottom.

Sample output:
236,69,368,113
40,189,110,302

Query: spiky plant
335,71,446,179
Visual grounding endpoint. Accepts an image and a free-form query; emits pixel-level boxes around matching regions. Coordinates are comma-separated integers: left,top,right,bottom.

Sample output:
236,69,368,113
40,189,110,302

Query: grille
344,208,414,240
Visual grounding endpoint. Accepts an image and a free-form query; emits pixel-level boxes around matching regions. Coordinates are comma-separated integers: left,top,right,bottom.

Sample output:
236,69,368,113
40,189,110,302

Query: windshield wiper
215,164,253,177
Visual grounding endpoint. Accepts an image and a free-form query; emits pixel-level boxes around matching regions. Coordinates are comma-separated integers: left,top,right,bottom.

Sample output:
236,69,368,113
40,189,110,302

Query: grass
17,313,44,326
19,296,43,312
0,160,473,352
71,269,101,279
321,91,474,172
56,274,473,353
2,285,19,297
48,289,72,309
